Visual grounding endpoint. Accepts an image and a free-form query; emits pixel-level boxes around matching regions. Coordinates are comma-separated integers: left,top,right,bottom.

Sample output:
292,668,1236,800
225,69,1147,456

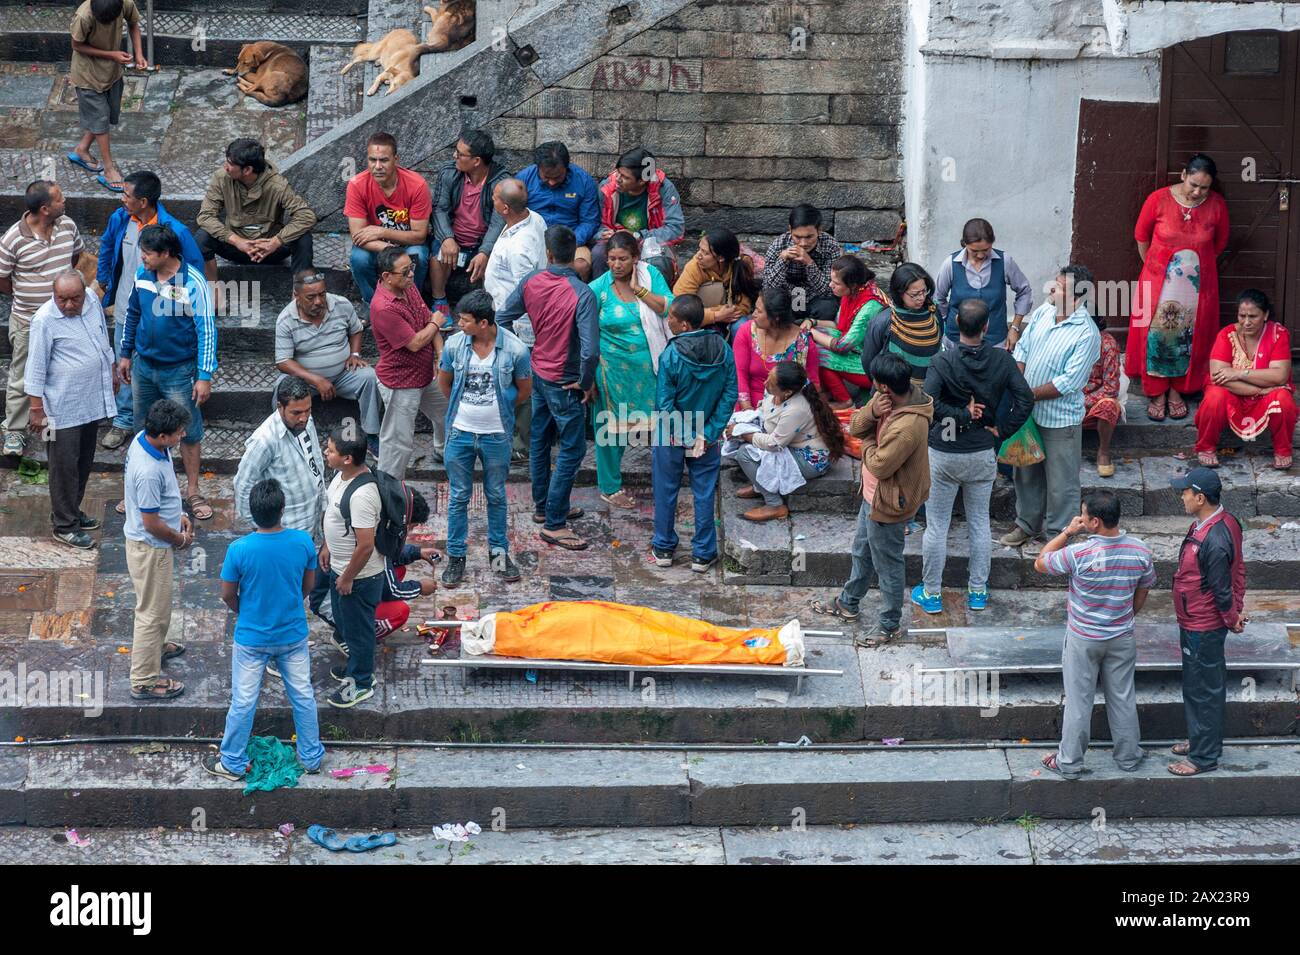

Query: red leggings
822,368,873,403
1195,384,1298,455
375,565,410,640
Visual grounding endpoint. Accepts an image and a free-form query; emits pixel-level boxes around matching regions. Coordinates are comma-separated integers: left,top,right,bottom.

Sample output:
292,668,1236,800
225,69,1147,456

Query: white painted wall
904,54,1159,299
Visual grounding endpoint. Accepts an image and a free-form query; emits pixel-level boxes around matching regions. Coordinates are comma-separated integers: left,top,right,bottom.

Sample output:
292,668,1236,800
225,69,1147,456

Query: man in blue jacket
516,141,600,281
96,170,203,449
651,294,737,572
118,223,218,521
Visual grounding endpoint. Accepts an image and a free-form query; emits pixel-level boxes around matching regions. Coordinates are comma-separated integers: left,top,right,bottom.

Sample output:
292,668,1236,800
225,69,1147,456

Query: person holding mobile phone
429,127,509,316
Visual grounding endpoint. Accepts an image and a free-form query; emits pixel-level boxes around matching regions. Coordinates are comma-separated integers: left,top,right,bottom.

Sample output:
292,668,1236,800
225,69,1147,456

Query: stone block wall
413,0,907,252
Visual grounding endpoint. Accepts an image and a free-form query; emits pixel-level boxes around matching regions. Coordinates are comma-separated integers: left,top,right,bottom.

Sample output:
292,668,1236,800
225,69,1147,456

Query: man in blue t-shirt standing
204,478,323,781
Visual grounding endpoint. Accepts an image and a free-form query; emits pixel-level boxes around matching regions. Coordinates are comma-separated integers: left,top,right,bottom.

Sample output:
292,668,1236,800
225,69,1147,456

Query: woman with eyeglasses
859,262,946,388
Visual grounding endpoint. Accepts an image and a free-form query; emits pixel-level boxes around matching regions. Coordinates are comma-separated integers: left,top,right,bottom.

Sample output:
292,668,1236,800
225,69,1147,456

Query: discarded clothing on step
461,600,805,667
307,825,398,853
242,735,304,796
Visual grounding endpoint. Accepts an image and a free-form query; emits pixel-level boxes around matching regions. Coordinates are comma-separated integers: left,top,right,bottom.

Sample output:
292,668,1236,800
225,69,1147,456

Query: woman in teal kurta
588,231,673,505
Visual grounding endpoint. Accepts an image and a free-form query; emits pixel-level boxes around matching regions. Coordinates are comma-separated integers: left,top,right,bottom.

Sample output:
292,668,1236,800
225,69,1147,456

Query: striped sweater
1041,532,1157,640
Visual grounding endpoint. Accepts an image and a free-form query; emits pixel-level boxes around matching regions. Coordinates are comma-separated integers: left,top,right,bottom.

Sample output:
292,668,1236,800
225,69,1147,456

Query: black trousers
1179,626,1228,768
48,420,101,534
195,228,314,274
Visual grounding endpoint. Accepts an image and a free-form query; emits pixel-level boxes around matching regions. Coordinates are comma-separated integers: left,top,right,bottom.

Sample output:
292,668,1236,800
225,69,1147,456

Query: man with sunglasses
371,246,446,474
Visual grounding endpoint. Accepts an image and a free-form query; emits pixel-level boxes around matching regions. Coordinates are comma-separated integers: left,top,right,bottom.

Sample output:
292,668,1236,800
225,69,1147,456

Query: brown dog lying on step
341,1,476,96
224,41,308,107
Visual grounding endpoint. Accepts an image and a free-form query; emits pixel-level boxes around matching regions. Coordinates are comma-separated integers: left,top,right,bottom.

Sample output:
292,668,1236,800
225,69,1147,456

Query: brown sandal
162,641,185,662
532,507,583,525
1167,394,1188,419
130,678,185,701
1275,454,1294,470
184,494,214,520
540,527,588,550
1197,451,1219,468
1170,741,1190,756
1146,396,1166,422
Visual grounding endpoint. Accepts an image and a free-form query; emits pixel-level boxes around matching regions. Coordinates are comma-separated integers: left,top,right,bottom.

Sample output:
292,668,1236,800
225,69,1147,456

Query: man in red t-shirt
370,246,447,473
345,132,432,303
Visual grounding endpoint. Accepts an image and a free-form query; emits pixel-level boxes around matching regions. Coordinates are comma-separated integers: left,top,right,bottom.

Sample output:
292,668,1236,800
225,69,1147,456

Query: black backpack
339,467,411,560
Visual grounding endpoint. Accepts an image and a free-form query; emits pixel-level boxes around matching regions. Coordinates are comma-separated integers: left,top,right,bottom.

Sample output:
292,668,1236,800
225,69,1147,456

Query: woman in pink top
732,287,821,410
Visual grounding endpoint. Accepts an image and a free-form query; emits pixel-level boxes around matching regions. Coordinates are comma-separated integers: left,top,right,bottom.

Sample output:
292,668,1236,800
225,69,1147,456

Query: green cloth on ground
242,735,305,796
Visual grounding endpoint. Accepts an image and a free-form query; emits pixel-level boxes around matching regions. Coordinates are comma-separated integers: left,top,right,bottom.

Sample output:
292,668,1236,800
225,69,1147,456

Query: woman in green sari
589,230,674,507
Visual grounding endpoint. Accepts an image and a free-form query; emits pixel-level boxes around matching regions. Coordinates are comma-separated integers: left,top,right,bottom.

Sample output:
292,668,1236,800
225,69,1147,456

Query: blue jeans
218,639,324,773
529,375,587,530
329,569,383,689
112,321,133,430
445,427,511,557
651,443,720,560
350,243,429,303
132,355,204,444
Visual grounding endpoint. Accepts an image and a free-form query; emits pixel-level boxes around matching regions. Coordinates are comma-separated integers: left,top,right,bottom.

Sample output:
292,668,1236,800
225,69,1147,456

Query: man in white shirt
482,178,545,460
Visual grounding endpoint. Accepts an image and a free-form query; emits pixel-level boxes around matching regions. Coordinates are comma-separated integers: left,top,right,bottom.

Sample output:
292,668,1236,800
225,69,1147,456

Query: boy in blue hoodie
651,294,737,572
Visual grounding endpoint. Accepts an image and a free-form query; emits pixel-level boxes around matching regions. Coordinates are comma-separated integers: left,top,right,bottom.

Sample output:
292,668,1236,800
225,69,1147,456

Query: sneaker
967,588,989,612
2,432,25,456
327,630,350,656
651,546,674,568
909,583,942,615
302,763,321,775
327,679,374,708
77,511,102,530
491,551,521,582
266,660,281,680
100,426,130,450
329,664,350,683
52,529,95,549
998,526,1035,548
441,555,466,586
690,555,716,573
201,752,244,782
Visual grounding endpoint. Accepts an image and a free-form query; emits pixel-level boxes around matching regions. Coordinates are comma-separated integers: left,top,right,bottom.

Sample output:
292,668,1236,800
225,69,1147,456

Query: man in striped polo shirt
0,180,85,457
1034,489,1156,779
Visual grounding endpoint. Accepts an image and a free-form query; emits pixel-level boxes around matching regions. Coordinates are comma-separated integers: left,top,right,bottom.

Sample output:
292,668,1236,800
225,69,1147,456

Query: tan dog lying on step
224,41,308,107
341,1,477,96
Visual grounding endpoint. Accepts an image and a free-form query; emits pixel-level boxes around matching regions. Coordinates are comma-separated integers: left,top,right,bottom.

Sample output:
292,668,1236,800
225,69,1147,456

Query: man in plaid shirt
762,203,842,326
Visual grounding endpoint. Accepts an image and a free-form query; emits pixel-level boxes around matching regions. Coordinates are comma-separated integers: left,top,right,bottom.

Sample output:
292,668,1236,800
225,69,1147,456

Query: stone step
306,44,365,145
14,0,366,14
6,816,1300,864
0,6,364,68
2,602,1296,745
721,494,1300,588
5,741,1298,829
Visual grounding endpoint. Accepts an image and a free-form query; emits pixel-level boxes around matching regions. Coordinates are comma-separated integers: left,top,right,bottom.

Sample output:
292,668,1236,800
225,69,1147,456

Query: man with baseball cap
1168,466,1246,777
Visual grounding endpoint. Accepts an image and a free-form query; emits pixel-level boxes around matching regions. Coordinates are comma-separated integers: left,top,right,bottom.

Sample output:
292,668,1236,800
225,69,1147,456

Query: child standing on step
650,294,737,573
68,0,147,193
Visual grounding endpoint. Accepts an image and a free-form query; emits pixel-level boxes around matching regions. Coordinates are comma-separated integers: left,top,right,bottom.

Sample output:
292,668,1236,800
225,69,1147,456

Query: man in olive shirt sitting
274,270,380,450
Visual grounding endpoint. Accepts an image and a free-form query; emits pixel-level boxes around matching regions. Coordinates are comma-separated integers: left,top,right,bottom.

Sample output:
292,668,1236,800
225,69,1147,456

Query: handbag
997,415,1046,467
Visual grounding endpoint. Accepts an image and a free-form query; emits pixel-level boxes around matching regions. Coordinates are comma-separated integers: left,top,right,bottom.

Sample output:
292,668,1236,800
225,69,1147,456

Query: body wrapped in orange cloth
460,600,806,667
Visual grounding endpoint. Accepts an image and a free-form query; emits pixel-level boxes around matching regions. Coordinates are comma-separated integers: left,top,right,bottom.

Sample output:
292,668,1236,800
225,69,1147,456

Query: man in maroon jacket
1169,467,1246,777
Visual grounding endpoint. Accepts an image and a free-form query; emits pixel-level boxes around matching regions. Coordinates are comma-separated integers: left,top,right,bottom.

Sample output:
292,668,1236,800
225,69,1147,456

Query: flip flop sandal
66,151,103,174
307,825,349,851
1274,455,1294,470
184,494,214,520
1170,741,1190,756
540,527,588,550
115,500,126,515
600,491,637,509
1040,752,1080,780
532,507,583,524
1146,399,1166,422
162,642,185,662
343,832,398,852
1168,760,1216,776
1196,452,1220,468
96,175,124,193
1167,397,1189,419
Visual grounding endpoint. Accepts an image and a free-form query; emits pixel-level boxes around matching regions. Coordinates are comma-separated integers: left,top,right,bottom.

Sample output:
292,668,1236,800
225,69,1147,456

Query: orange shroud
486,600,797,667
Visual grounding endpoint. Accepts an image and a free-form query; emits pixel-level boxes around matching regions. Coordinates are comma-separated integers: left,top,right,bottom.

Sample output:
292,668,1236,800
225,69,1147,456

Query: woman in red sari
1195,289,1296,470
1126,153,1229,421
